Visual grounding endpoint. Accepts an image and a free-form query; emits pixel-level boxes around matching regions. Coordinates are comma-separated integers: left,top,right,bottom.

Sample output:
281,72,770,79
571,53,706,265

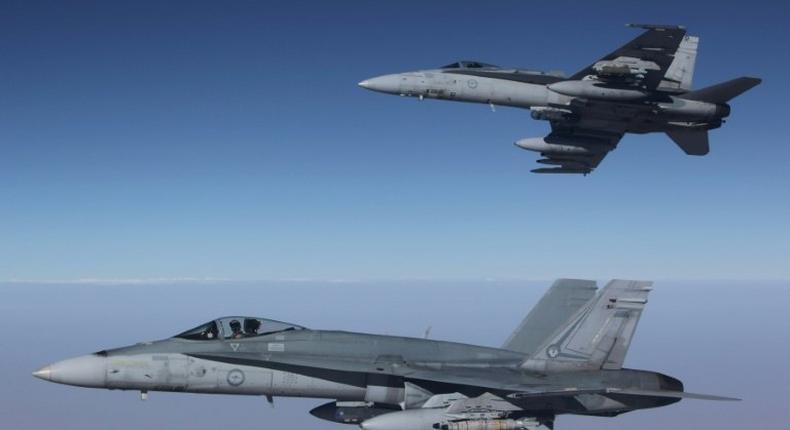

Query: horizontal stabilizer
666,129,709,155
611,388,740,401
681,77,761,103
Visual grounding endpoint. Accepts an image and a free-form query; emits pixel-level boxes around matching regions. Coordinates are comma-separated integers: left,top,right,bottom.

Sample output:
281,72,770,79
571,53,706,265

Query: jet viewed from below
33,279,737,430
359,24,761,174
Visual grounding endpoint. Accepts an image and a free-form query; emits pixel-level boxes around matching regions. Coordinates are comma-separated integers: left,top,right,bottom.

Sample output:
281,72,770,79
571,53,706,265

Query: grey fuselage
359,68,729,134
37,327,679,417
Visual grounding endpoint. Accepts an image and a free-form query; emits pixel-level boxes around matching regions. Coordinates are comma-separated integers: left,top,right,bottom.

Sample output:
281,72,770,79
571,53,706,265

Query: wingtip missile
626,23,686,30
531,167,592,175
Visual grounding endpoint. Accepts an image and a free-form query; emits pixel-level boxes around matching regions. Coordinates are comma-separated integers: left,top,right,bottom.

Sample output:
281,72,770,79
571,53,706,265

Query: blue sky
1,0,789,281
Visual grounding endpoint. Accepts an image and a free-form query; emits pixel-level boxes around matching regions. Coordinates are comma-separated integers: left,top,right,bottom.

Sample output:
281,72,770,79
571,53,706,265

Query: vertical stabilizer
666,129,709,155
659,35,698,92
502,279,597,354
521,280,653,372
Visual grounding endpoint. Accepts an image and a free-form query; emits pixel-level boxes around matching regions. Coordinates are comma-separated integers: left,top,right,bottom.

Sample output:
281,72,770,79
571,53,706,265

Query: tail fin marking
520,279,653,372
659,35,699,92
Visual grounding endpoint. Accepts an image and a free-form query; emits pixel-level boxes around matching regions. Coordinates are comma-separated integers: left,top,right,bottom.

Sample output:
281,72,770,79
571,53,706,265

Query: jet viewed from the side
33,279,736,430
359,24,761,174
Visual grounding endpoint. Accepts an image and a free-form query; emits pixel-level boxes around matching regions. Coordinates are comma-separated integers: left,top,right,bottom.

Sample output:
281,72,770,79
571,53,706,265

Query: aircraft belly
458,78,493,103
489,81,547,108
554,101,670,133
186,356,365,398
185,357,274,395
213,365,273,395
569,100,721,131
445,74,545,108
269,368,366,399
658,98,722,121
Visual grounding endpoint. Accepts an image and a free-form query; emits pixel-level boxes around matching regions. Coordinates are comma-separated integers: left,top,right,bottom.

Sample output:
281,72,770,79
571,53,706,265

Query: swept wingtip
678,391,742,401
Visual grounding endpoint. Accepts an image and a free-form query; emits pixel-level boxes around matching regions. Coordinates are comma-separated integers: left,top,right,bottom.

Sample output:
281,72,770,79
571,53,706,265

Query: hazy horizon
3,280,788,429
2,0,788,428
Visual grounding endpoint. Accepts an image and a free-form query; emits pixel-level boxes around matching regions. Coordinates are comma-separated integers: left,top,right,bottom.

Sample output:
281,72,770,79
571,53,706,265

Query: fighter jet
34,279,736,430
359,24,761,174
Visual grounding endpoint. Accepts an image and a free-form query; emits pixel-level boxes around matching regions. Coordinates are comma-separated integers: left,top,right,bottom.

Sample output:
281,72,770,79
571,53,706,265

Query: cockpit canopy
441,61,500,70
175,317,306,341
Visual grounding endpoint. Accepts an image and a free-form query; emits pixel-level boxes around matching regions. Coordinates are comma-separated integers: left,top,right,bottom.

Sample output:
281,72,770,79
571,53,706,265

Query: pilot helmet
229,319,241,332
244,318,261,334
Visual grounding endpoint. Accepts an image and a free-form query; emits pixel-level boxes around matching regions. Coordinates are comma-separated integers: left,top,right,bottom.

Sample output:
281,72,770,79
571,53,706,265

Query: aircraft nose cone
357,74,401,94
33,354,107,388
32,365,52,381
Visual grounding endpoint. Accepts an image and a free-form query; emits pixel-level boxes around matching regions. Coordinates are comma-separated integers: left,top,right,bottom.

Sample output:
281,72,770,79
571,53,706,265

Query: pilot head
244,318,261,335
229,319,242,335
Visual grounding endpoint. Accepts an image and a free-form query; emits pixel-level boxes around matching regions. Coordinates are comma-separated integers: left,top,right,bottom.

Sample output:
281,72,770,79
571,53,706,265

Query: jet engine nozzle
715,103,731,118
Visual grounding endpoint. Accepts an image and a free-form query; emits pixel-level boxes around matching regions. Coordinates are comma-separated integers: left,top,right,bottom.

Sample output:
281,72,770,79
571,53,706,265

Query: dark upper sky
1,0,788,281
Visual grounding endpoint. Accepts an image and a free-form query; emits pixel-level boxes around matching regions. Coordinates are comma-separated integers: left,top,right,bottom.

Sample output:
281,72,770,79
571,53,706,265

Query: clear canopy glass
175,320,220,341
441,61,499,69
175,317,305,341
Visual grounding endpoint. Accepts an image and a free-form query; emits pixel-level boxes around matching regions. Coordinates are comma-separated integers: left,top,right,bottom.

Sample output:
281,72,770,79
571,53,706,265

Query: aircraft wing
396,365,740,402
400,367,739,418
569,24,687,90
507,388,740,401
530,125,623,174
403,368,740,417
